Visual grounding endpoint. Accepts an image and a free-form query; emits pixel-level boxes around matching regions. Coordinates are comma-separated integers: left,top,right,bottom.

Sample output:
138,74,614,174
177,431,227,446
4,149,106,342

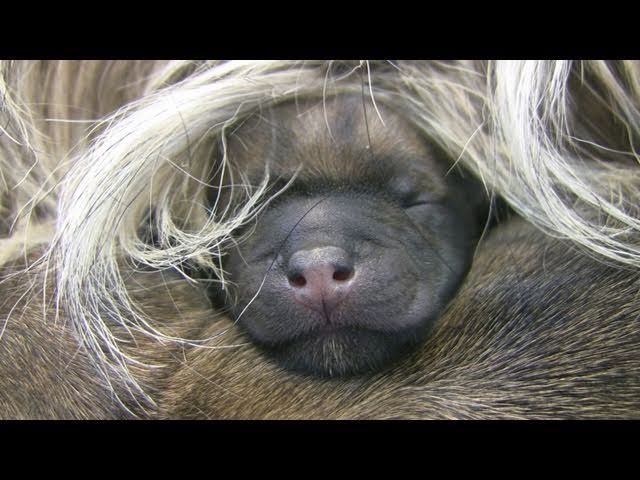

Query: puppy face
213,95,489,377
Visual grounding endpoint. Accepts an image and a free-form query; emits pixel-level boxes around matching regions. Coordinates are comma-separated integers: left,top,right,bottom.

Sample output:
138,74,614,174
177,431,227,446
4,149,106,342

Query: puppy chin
247,321,430,378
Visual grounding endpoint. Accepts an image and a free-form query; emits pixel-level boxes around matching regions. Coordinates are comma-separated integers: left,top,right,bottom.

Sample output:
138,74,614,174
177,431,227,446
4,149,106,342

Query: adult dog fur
1,60,640,418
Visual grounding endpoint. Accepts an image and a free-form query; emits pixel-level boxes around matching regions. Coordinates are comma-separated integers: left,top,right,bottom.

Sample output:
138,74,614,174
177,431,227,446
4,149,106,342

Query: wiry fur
1,60,640,417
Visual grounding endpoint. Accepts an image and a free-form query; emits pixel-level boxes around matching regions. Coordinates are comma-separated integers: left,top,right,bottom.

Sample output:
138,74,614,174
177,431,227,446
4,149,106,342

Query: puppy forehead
229,96,442,181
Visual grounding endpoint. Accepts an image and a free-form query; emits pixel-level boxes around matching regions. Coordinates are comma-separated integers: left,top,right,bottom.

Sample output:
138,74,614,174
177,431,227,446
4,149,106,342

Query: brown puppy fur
4,217,638,419
209,96,489,379
0,256,122,419
0,255,210,419
2,61,640,419
157,218,640,419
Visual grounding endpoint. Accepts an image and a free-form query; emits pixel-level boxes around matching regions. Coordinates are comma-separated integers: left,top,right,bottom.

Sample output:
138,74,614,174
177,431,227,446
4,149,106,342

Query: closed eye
404,199,433,208
400,194,438,209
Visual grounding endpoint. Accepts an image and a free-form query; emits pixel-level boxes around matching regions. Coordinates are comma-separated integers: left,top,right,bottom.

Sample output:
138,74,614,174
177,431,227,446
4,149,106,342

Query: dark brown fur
2,217,640,419
212,96,489,378
0,255,210,419
1,65,640,419
156,218,640,419
0,255,124,419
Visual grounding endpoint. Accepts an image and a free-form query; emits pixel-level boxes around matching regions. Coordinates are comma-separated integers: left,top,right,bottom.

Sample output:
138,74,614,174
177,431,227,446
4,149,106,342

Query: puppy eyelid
400,192,438,208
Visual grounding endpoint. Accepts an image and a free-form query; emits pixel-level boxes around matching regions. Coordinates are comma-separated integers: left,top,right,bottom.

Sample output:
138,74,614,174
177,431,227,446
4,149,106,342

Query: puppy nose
286,246,355,320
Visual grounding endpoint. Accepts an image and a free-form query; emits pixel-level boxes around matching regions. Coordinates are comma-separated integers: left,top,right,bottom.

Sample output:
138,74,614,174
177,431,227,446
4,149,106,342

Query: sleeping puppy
159,218,640,419
210,95,490,378
4,218,638,419
1,60,640,419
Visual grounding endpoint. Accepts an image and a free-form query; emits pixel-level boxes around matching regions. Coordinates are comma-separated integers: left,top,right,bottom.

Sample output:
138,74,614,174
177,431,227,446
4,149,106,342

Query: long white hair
1,60,639,410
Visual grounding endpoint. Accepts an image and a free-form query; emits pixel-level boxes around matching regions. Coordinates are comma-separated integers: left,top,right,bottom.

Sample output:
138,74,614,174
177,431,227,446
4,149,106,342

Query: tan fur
0,254,123,418
2,60,640,419
2,217,639,419
155,219,640,419
0,254,211,418
4,217,637,419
